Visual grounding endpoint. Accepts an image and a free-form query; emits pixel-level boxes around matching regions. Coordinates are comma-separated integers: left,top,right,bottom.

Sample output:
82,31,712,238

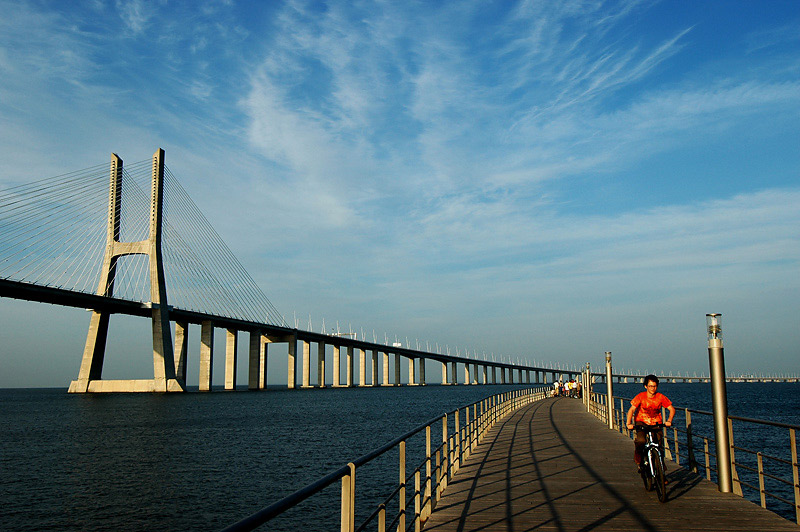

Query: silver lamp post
707,313,732,492
584,362,591,410
605,352,614,429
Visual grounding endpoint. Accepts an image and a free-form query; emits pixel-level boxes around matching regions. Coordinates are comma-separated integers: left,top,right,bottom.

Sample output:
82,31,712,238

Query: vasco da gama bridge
0,149,573,393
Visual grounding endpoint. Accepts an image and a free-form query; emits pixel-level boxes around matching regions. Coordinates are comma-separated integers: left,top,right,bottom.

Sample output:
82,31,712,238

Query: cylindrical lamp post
707,313,732,492
584,362,590,410
605,352,614,429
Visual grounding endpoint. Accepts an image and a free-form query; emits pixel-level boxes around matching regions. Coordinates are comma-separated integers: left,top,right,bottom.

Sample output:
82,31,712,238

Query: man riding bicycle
625,374,675,473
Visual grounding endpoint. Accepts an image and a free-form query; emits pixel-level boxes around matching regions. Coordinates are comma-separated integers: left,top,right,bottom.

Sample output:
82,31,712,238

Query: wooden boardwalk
423,397,798,532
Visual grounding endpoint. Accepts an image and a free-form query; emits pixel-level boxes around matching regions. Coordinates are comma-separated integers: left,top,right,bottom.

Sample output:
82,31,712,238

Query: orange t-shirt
631,392,672,425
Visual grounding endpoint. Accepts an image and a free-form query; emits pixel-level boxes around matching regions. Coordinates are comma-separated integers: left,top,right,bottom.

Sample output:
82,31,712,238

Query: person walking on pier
625,375,675,473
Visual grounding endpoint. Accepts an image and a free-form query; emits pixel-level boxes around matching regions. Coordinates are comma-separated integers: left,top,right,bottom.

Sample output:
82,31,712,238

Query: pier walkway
423,397,798,531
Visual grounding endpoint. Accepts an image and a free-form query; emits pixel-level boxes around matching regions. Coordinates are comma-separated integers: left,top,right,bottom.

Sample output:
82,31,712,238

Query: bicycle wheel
651,449,667,502
640,460,653,491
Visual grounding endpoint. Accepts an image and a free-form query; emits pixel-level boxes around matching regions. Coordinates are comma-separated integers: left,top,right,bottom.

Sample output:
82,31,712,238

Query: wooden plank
422,397,799,531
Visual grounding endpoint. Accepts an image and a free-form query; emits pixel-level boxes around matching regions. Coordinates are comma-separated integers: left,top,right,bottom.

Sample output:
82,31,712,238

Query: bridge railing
221,386,549,532
588,391,800,524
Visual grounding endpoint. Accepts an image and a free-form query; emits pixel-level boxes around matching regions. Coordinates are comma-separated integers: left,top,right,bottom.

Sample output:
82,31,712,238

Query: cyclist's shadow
664,467,704,500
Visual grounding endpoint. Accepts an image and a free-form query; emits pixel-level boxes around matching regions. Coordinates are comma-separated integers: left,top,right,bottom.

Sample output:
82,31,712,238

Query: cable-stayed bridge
0,149,565,393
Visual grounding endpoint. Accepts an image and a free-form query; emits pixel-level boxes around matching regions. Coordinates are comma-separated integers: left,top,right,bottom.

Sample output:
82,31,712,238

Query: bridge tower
69,149,183,393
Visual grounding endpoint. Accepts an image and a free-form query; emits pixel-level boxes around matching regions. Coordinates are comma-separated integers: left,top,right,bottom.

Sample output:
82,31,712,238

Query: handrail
588,391,800,525
221,386,549,532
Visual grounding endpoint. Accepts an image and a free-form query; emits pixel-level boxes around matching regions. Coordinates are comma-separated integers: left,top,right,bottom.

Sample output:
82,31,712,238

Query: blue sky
1,0,798,387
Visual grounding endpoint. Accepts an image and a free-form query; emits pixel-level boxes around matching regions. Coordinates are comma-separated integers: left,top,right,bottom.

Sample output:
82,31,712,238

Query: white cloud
115,0,151,34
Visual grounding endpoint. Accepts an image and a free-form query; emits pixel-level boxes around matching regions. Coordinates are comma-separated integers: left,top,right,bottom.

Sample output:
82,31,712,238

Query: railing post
707,313,732,492
399,440,406,532
414,470,421,532
757,452,766,508
686,409,697,473
424,425,432,521
454,409,461,473
727,418,742,495
790,428,799,524
340,463,355,532
441,414,449,492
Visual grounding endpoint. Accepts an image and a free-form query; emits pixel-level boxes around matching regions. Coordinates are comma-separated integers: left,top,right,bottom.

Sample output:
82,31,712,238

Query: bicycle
635,423,668,502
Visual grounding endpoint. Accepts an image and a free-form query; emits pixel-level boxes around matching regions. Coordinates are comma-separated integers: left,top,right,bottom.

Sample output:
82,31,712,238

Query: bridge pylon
69,149,184,393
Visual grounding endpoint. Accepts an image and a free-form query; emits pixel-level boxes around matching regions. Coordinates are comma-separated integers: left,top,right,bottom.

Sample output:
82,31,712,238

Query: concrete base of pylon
68,378,185,393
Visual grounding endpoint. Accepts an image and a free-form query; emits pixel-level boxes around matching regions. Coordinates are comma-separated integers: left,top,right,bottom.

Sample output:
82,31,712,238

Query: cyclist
625,374,675,474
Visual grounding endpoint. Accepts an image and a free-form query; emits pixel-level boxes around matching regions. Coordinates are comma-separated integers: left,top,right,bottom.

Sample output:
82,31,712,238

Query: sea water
1,382,797,530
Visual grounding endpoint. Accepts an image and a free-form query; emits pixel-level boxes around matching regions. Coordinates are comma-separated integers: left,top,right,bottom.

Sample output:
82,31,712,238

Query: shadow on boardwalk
422,397,798,532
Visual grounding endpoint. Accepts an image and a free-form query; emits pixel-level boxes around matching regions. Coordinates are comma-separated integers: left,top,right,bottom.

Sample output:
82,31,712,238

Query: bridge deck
423,397,798,531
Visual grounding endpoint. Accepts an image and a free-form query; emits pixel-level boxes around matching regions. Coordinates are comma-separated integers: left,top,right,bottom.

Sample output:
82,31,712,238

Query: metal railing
221,386,549,532
588,390,800,524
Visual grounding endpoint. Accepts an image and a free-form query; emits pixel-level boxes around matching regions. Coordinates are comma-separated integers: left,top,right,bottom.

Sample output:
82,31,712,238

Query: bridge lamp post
707,313,733,493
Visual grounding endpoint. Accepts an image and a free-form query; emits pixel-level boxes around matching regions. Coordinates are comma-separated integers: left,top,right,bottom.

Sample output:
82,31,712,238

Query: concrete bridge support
420,358,426,385
287,334,297,389
408,357,416,385
358,349,366,386
441,361,448,385
225,329,238,390
347,346,355,387
333,346,341,387
301,340,311,388
247,331,258,390
372,350,379,386
382,352,390,386
174,322,188,384
199,320,214,391
394,353,401,386
317,342,326,388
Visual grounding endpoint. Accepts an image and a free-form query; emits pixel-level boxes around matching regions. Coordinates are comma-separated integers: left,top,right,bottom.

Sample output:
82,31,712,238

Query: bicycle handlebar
633,423,665,431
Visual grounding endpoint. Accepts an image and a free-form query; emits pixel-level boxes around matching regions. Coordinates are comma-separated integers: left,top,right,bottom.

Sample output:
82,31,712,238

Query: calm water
1,382,798,530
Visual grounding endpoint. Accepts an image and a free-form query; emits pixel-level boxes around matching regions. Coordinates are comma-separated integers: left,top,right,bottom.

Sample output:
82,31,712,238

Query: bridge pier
287,333,298,389
175,321,188,384
199,320,214,391
420,358,426,385
333,345,341,386
247,330,266,390
317,342,326,388
394,352,401,386
408,357,416,385
347,346,355,387
225,329,238,390
382,351,390,386
301,340,311,388
358,348,366,386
